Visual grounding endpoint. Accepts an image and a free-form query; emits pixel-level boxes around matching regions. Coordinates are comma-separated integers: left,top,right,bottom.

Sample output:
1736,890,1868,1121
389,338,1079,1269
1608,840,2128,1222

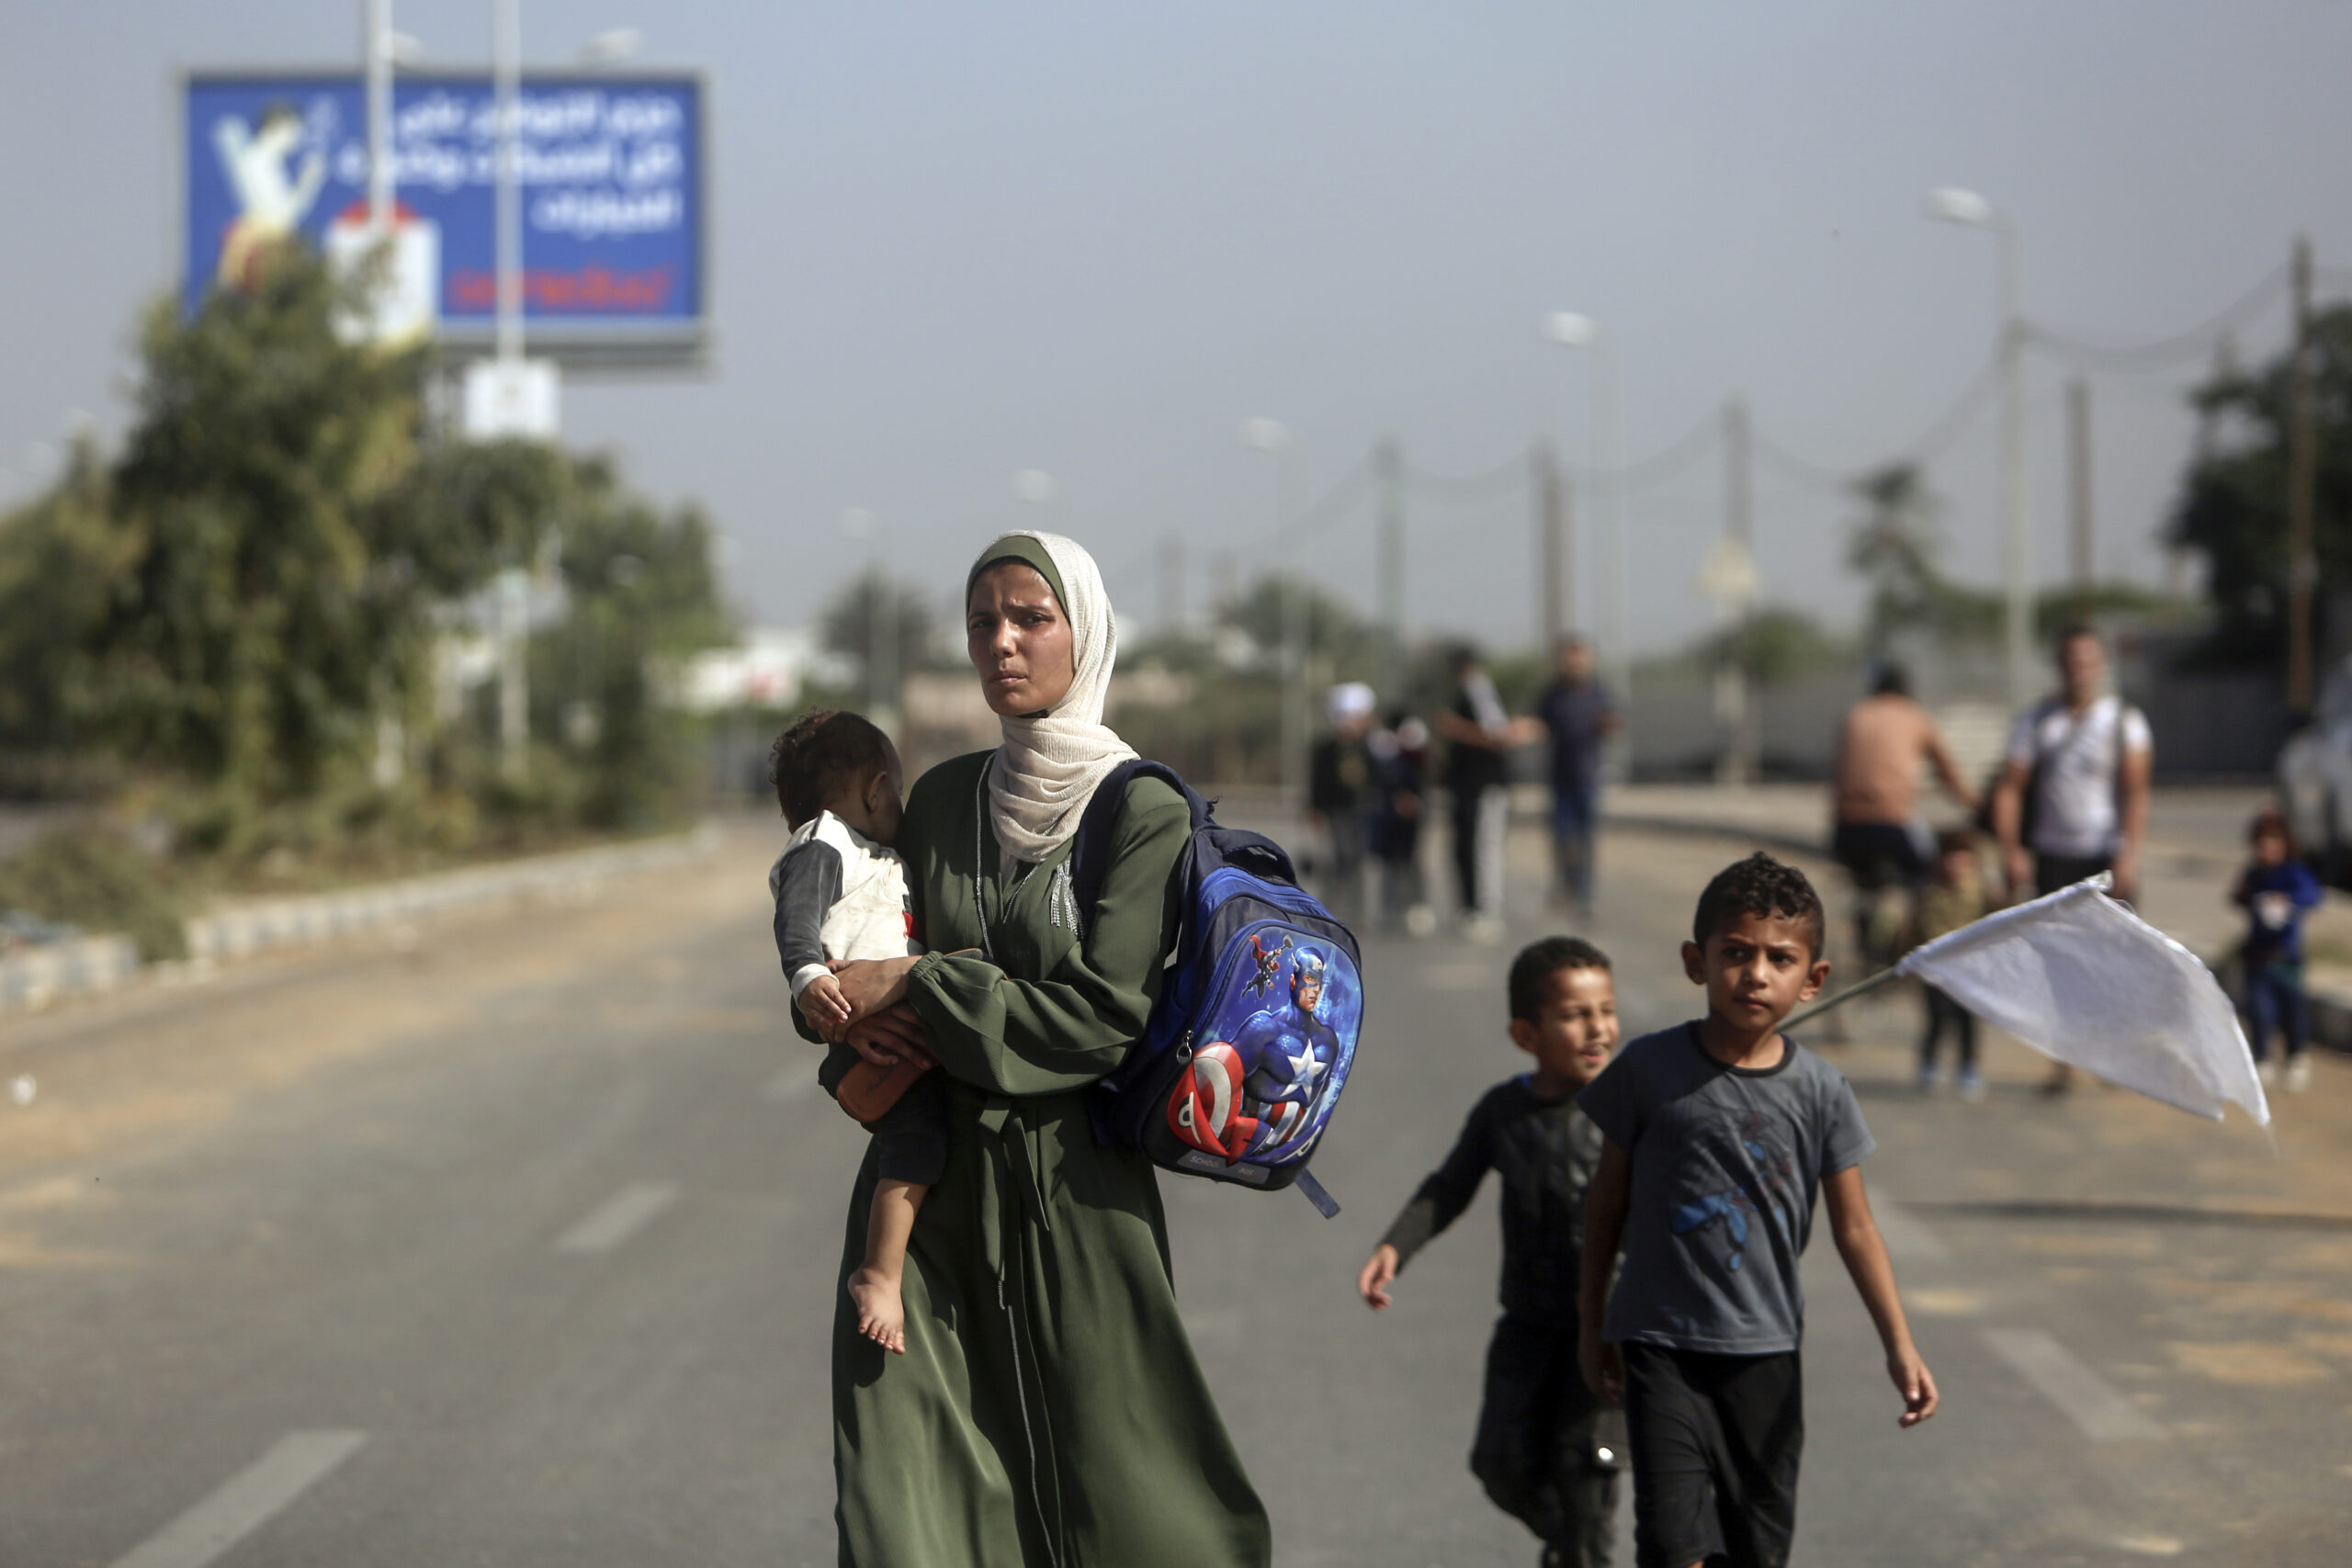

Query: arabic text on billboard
184,73,703,342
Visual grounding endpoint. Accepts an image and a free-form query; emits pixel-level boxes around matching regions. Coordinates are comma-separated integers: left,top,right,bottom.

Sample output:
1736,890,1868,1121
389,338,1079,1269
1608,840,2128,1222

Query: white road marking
764,1067,819,1103
108,1429,367,1568
1983,1328,2167,1441
1867,1183,1950,1262
555,1180,679,1255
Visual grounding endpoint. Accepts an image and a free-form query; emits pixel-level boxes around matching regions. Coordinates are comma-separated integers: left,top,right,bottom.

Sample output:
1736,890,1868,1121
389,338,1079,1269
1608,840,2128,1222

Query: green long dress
825,750,1272,1567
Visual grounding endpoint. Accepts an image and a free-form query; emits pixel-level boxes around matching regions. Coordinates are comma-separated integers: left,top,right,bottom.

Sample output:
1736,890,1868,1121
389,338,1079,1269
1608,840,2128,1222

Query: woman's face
967,562,1076,716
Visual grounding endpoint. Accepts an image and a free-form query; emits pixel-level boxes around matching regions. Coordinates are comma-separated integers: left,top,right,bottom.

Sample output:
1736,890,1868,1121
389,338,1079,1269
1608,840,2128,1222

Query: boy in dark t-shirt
1577,853,1936,1568
1357,937,1625,1568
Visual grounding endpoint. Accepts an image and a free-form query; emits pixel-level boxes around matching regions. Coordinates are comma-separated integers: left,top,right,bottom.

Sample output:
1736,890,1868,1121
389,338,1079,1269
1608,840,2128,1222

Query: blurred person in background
1534,636,1621,922
1913,828,1989,1100
1307,682,1378,926
1991,626,2152,1093
1438,644,1522,941
1828,663,1977,972
1370,705,1433,935
2233,807,2324,1094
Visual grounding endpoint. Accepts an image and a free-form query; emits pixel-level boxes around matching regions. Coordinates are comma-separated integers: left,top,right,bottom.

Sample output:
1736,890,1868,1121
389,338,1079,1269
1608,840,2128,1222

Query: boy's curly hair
1692,852,1826,959
768,708,894,828
1507,936,1611,1022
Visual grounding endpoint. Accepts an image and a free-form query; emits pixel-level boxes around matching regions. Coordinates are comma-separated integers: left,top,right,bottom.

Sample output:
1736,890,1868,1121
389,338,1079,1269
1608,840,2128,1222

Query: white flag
1896,876,2269,1127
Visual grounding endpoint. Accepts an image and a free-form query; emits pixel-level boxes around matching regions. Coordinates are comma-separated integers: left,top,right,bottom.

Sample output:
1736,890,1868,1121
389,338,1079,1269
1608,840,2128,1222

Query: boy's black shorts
819,1041,949,1186
1472,1313,1625,1565
1621,1342,1803,1568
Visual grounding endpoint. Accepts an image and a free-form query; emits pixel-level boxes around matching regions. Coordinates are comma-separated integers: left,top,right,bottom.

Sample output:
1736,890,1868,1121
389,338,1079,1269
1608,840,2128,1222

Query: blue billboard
184,73,704,354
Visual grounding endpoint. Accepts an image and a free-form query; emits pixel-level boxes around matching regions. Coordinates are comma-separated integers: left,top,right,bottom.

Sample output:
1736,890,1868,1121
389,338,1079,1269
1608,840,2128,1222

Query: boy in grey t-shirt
1577,853,1937,1568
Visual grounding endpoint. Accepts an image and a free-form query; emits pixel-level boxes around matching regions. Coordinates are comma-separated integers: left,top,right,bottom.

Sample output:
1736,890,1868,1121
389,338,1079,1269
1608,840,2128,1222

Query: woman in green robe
818,530,1272,1567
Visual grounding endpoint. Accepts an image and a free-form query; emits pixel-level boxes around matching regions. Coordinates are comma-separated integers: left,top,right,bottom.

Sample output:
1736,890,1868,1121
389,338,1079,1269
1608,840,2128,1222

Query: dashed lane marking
554,1180,680,1255
108,1429,367,1568
1983,1328,2167,1441
1868,1183,1951,1263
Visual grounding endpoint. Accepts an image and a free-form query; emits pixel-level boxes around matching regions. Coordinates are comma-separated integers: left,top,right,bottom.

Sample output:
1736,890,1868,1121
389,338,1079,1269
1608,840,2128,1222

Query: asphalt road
4,812,2347,1567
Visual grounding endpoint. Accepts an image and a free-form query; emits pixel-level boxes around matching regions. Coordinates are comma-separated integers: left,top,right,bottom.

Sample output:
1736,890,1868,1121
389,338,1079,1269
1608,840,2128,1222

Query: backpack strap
1069,759,1207,925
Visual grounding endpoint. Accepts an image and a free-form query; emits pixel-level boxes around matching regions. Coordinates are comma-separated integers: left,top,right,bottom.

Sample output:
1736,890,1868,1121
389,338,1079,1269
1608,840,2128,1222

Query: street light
578,27,642,65
840,507,898,736
1542,310,1630,700
1928,185,2032,706
1240,418,1307,808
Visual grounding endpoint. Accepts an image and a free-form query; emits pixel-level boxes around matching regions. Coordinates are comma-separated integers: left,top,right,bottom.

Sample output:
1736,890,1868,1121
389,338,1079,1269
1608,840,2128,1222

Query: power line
1402,452,1526,503
1283,450,1377,548
2026,261,2291,372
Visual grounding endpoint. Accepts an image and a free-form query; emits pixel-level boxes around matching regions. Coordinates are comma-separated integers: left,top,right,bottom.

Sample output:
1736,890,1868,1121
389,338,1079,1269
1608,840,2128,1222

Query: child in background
768,708,935,1353
1579,853,1935,1568
1915,828,1988,1100
1356,937,1626,1568
2233,807,2324,1095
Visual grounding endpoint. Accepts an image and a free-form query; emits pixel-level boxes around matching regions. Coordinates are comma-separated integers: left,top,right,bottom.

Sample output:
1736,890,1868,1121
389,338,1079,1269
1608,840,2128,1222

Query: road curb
0,823,719,1016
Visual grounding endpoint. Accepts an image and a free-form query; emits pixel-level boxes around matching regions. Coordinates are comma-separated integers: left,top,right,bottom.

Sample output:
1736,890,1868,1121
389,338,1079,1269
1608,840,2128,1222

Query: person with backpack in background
1535,636,1621,922
1439,643,1530,942
1307,681,1378,926
1989,625,2153,1093
2233,806,2324,1094
810,530,1271,1567
1370,705,1435,935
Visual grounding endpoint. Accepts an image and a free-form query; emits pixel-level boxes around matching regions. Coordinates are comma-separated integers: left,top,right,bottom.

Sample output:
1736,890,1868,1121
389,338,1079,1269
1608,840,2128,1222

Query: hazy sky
6,2,2348,660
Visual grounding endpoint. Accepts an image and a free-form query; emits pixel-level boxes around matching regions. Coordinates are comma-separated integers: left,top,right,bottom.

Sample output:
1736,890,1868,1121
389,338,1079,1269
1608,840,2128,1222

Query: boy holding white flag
1577,854,1936,1568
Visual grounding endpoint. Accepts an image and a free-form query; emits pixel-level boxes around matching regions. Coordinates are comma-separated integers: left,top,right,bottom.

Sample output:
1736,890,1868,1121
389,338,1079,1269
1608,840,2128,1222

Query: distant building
679,627,854,713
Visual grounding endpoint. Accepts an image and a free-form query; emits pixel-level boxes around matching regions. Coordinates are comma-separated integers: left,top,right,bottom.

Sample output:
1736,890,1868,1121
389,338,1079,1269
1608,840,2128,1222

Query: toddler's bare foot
848,1267,907,1354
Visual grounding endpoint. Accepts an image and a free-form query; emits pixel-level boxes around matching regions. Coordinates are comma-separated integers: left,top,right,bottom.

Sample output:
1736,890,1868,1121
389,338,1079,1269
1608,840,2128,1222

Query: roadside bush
0,824,187,961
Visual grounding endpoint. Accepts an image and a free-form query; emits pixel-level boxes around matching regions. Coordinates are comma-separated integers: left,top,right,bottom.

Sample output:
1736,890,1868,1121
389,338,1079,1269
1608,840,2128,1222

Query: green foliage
531,462,733,827
94,251,439,797
2171,305,2352,664
0,240,731,902
1213,574,1385,677
0,825,187,961
1844,463,2001,654
820,570,943,686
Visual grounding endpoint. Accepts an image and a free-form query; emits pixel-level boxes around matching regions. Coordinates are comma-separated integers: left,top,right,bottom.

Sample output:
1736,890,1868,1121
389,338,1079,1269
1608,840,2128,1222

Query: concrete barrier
0,933,141,1012
0,824,718,1015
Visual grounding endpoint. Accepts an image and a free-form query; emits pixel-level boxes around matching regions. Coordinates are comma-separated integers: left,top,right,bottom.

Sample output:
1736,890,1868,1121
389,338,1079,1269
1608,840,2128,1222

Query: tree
820,571,940,687
2171,305,2352,664
1844,462,1999,656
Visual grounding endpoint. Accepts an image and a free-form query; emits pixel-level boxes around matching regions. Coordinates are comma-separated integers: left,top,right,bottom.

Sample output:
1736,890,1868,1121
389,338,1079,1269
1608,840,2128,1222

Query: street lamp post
1928,186,2033,707
1241,418,1306,808
1542,311,1630,702
840,508,897,739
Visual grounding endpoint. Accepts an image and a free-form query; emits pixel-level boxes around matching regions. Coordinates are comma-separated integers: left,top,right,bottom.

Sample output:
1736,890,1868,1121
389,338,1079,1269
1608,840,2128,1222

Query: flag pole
1781,965,1907,1033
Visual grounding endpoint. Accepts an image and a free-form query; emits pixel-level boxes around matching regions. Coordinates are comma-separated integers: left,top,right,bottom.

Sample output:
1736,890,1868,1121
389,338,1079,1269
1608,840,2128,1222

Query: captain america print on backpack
1070,761,1364,1218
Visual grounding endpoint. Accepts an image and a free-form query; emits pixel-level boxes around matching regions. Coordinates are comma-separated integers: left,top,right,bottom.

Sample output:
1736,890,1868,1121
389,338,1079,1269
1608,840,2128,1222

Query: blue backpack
1070,761,1362,1218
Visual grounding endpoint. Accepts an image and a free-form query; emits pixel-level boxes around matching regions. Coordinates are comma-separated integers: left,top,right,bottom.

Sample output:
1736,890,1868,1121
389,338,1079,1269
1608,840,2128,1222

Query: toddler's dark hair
768,708,894,828
2248,806,2296,852
1692,852,1826,959
1508,935,1611,1021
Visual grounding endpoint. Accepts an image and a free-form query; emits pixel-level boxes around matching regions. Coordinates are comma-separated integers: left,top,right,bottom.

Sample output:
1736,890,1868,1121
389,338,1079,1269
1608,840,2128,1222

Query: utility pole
1377,435,1406,700
1716,397,1758,786
1535,441,1568,653
2288,235,2319,714
1158,536,1185,636
493,0,523,367
2067,377,2095,620
1996,222,2032,708
367,0,393,233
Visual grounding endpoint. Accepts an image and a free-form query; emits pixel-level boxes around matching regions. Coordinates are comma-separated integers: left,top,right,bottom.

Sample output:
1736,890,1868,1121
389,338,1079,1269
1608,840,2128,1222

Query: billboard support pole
494,0,522,364
366,0,392,234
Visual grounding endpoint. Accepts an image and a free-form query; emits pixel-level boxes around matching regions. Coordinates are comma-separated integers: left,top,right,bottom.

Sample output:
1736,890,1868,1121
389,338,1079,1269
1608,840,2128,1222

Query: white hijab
977,530,1139,863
